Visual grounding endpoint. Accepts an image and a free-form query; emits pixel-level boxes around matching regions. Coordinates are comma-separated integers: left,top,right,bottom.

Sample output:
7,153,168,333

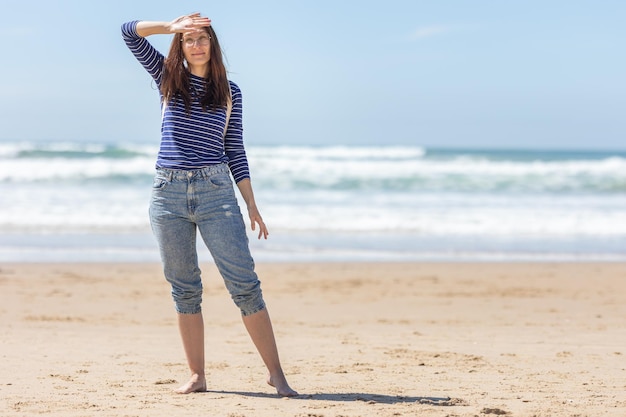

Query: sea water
1,141,625,262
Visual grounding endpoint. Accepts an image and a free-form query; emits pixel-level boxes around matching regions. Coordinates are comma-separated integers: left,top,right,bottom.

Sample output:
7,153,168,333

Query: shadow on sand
206,390,462,406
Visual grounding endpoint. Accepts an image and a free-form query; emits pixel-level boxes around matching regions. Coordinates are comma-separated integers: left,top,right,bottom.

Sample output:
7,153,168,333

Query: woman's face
181,30,211,68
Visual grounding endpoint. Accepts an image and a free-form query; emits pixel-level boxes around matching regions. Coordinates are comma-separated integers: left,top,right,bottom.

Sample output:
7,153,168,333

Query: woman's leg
176,313,206,394
150,173,206,393
195,169,297,396
241,308,298,396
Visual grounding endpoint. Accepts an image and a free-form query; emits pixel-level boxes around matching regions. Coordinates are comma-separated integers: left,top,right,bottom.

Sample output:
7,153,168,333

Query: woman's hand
247,205,269,240
169,13,211,33
236,178,269,240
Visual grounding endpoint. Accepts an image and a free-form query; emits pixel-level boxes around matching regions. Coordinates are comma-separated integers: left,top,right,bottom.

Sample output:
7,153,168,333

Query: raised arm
135,13,211,37
121,13,211,83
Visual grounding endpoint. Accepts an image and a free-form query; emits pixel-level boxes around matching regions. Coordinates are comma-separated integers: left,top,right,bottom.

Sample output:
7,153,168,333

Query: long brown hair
160,26,229,112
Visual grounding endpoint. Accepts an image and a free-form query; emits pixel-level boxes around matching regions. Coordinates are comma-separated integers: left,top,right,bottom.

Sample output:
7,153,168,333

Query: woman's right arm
134,21,175,37
121,14,211,82
121,21,164,83
136,14,211,37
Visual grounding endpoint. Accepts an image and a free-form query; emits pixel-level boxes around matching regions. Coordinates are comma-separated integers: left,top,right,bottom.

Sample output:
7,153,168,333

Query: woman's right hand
169,13,211,33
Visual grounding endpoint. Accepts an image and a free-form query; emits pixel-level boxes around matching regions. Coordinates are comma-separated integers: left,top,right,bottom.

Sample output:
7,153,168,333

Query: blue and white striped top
121,20,250,183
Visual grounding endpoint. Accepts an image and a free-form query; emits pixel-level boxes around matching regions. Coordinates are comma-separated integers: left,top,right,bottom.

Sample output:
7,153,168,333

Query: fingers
170,13,211,33
188,12,211,27
258,221,269,240
254,222,268,239
250,217,268,240
192,17,211,26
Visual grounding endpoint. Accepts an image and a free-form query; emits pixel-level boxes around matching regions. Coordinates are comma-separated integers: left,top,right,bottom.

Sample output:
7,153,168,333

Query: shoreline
2,231,625,263
2,262,625,416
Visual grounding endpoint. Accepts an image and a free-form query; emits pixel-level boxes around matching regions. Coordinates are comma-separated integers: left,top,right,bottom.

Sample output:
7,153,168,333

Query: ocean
1,140,625,262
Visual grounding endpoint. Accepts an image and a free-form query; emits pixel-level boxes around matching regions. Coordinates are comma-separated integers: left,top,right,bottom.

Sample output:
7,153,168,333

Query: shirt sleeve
121,20,164,85
224,81,251,183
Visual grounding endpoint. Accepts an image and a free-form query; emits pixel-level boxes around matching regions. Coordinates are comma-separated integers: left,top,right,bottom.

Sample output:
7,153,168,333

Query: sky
0,0,624,150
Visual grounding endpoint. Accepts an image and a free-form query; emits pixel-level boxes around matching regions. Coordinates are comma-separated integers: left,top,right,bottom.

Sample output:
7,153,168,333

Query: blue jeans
149,164,265,316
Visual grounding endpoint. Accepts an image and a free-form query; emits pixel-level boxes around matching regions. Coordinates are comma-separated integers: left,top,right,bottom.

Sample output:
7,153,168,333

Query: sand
1,262,625,416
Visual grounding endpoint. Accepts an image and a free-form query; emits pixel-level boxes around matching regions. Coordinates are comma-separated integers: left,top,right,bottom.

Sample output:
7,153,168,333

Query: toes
279,389,299,397
175,381,207,394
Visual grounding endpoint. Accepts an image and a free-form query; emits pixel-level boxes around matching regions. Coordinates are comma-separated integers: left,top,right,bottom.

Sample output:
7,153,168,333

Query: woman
121,13,297,396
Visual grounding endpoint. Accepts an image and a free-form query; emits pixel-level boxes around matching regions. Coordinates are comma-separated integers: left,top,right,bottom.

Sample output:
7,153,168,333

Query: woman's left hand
236,178,269,240
248,206,269,240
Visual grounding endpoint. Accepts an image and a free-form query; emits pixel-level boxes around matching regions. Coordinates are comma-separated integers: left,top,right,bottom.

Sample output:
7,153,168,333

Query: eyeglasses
182,35,211,47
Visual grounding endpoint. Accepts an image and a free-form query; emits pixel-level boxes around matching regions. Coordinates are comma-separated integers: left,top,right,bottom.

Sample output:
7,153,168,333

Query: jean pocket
208,172,232,188
152,176,169,190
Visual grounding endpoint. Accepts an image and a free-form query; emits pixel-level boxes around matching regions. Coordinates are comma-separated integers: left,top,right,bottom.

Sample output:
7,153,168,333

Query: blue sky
0,0,624,149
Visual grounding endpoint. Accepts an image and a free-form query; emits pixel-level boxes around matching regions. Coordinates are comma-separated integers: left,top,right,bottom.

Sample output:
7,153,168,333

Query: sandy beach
1,262,624,416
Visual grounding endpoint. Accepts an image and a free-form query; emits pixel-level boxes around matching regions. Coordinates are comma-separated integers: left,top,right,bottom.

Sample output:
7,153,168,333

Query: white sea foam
0,156,155,182
1,141,625,261
249,145,426,160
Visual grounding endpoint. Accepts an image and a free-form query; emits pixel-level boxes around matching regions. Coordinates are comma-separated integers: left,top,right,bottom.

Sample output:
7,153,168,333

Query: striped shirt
121,20,250,183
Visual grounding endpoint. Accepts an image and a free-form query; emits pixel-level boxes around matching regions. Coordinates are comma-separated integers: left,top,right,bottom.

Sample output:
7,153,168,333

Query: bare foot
267,374,298,397
175,373,207,394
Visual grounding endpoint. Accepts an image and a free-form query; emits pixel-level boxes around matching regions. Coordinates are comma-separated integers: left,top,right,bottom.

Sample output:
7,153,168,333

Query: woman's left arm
224,83,266,238
236,179,269,239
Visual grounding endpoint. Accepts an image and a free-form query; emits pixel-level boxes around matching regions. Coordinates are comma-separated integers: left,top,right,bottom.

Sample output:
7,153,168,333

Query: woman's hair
161,26,229,112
